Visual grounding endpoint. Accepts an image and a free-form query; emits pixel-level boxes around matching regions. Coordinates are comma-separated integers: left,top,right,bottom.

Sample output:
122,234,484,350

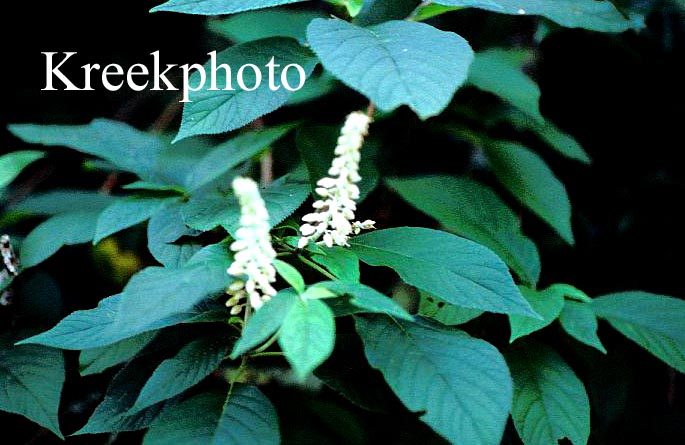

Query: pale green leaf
318,280,413,321
418,292,483,325
274,259,305,294
94,197,169,244
0,151,44,189
509,285,565,342
152,0,307,15
559,301,606,353
311,246,361,283
209,9,324,44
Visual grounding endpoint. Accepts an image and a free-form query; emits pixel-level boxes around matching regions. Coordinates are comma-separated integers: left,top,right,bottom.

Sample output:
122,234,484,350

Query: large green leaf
129,335,230,414
355,0,420,26
509,285,565,342
143,386,279,445
80,331,158,376
175,38,317,141
0,150,44,189
484,141,574,244
19,243,233,350
209,9,324,44
386,175,540,286
278,298,336,380
434,0,644,32
507,342,590,445
307,19,473,119
21,210,101,268
559,300,606,353
147,201,202,268
593,292,685,371
75,357,168,434
152,0,307,15
10,190,114,215
418,292,483,326
185,125,294,191
8,119,168,183
94,197,169,244
468,48,543,123
311,246,361,283
182,182,309,234
0,335,64,438
316,280,413,320
356,316,512,445
349,227,536,316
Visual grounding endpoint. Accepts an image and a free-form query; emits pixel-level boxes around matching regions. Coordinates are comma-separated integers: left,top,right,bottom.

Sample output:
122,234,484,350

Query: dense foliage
1,1,684,444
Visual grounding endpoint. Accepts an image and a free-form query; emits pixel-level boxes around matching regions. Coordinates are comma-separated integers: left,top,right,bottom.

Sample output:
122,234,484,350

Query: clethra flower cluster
298,111,376,248
225,177,278,314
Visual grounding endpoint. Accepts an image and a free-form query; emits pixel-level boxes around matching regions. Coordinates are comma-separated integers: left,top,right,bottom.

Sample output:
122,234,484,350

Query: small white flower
225,177,278,313
298,111,376,249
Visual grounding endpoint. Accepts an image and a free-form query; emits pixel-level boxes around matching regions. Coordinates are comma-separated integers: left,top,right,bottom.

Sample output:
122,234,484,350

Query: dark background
1,1,684,444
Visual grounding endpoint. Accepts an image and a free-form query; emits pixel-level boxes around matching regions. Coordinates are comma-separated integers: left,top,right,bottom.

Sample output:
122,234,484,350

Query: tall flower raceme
298,111,376,249
225,177,278,315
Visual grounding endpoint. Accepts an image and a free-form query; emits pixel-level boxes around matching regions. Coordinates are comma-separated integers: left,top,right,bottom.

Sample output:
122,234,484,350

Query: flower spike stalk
298,111,376,248
226,177,278,314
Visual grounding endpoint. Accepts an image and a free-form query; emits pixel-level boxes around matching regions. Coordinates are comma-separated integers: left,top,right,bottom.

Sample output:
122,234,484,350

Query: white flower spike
225,177,278,314
298,111,375,249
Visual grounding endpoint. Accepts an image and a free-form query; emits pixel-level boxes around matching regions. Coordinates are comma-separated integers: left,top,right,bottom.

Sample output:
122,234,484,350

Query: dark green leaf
593,292,685,371
484,141,574,244
559,301,606,353
209,9,324,44
129,335,230,414
311,246,360,283
386,175,541,285
94,197,169,244
175,38,317,141
507,342,590,445
317,280,412,321
152,0,307,15
418,292,483,325
355,0,420,26
349,227,537,316
10,190,114,215
80,331,158,376
21,210,101,268
434,0,644,32
274,259,306,294
307,19,473,119
0,335,64,438
279,298,336,380
469,48,543,123
356,316,512,445
148,201,202,268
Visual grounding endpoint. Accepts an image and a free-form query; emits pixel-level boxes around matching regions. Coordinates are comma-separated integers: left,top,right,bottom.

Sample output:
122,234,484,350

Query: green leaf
317,280,413,321
94,197,169,244
129,335,230,414
469,48,544,123
19,243,233,350
507,342,590,445
307,19,473,119
175,38,317,141
328,0,364,17
311,246,361,283
279,298,336,380
386,175,541,286
231,289,299,358
0,150,44,189
593,292,685,371
182,182,309,234
75,357,167,434
505,110,591,164
434,0,644,33
484,141,574,244
8,119,169,183
10,190,114,215
0,335,64,438
509,285,565,342
355,0,420,26
274,259,306,294
21,210,101,268
558,301,606,353
143,386,279,445
296,125,379,201
349,227,537,317
80,331,158,376
418,292,483,325
356,316,512,445
185,125,294,191
148,201,202,268
411,4,463,21
209,9,324,44
152,0,307,15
